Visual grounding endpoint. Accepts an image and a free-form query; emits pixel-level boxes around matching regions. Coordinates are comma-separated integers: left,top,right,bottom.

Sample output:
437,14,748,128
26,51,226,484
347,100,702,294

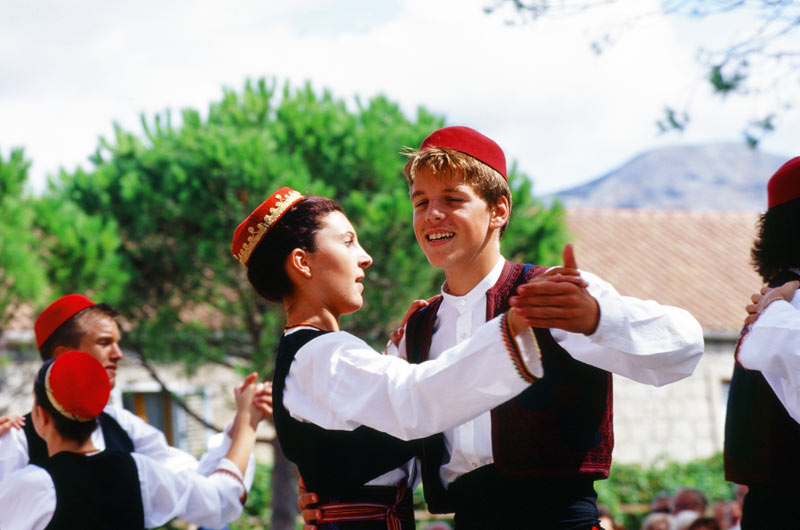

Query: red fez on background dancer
45,350,110,421
34,294,96,349
420,126,507,180
232,187,304,266
768,156,800,210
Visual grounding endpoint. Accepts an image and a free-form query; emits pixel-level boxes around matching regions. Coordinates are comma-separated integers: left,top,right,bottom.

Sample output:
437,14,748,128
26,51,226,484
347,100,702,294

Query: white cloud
1,0,796,195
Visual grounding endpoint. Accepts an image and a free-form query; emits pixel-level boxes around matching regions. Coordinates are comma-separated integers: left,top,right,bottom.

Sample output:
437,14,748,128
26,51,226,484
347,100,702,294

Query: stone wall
611,335,736,464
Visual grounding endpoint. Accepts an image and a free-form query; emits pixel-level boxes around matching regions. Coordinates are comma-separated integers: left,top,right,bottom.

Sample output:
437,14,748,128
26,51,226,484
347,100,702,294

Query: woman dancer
232,187,544,529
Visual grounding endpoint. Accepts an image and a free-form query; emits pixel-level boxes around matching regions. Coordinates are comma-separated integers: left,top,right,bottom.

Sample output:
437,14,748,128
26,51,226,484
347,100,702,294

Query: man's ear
489,196,510,230
52,345,71,358
287,248,312,279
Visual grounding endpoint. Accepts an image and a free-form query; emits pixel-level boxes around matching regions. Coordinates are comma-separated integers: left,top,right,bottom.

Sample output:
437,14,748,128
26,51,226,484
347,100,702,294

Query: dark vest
724,271,800,485
273,329,420,502
405,261,614,512
24,411,135,467
40,450,144,530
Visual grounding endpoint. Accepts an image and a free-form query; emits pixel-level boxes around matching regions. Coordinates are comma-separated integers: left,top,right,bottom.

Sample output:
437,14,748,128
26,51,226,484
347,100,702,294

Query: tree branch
134,349,275,445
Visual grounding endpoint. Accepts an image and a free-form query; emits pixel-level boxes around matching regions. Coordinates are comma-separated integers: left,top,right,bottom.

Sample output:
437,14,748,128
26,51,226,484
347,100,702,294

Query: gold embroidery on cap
236,189,303,265
45,363,90,422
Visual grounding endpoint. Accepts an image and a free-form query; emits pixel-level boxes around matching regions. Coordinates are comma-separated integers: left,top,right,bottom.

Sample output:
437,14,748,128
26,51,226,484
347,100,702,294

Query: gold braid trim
45,362,93,422
236,189,303,265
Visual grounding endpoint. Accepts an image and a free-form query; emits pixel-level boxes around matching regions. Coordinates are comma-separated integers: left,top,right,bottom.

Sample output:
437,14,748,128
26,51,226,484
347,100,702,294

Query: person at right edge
724,156,800,529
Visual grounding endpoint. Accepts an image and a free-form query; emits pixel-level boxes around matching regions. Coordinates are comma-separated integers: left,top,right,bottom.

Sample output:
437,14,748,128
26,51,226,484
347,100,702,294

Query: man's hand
254,381,273,418
744,280,799,325
297,476,320,530
0,414,24,436
509,243,600,335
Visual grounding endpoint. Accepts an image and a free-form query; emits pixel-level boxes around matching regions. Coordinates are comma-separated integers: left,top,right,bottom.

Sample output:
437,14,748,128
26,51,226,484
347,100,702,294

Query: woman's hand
234,372,264,429
387,297,434,349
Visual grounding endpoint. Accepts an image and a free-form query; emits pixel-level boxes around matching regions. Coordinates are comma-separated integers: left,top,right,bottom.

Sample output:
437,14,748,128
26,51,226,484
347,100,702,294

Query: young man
0,350,263,529
399,126,703,529
0,293,265,487
724,156,800,529
302,126,704,529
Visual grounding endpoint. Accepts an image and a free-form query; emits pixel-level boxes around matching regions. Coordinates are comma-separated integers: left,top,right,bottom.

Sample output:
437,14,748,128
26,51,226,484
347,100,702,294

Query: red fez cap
45,350,110,421
35,294,96,349
232,187,304,266
768,156,800,210
420,126,507,180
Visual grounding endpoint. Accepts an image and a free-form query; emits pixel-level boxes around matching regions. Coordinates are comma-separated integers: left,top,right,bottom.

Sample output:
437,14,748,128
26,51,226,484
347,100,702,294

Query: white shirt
283,313,543,487
0,405,256,489
392,258,704,486
738,290,800,423
0,453,245,530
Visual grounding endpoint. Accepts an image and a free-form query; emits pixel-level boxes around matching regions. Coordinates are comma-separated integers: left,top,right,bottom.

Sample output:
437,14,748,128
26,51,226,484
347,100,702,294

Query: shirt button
458,300,466,306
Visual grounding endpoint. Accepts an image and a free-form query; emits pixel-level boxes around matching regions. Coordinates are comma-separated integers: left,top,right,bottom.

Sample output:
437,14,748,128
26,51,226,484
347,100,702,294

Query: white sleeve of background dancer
106,405,199,474
738,295,800,423
0,466,56,530
135,453,244,528
552,270,704,386
283,315,542,440
0,426,30,479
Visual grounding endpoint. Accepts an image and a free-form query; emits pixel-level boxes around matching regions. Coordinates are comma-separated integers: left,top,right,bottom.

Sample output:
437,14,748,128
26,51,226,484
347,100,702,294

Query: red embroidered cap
35,294,96,349
768,156,800,210
45,350,110,421
420,126,507,180
232,187,304,266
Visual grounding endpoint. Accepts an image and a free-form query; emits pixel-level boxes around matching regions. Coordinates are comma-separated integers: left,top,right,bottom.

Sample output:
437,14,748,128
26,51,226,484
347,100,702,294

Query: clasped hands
508,243,600,336
743,280,800,326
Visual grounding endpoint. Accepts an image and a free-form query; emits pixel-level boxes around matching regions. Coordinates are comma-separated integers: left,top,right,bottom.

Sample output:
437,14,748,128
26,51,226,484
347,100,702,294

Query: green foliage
502,166,569,266
708,63,745,95
0,148,47,333
596,452,732,529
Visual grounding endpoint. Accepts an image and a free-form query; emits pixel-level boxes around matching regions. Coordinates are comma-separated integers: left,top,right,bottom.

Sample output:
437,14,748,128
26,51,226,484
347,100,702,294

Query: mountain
549,143,790,210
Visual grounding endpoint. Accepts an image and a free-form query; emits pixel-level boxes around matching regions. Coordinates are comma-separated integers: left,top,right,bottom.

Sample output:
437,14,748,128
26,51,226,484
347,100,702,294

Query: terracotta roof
566,209,763,334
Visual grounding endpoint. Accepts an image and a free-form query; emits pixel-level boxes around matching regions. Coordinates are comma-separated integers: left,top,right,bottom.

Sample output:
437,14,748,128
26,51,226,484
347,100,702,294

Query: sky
1,0,798,195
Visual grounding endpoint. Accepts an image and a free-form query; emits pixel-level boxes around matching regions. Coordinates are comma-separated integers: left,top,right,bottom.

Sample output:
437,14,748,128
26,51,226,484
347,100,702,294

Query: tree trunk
270,438,298,530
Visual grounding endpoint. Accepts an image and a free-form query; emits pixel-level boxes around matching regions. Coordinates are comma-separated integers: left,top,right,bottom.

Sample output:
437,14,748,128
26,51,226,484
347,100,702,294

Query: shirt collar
441,257,506,313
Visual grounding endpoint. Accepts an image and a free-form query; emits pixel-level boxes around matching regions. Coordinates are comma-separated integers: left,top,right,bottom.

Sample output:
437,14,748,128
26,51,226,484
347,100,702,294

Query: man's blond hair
403,147,512,235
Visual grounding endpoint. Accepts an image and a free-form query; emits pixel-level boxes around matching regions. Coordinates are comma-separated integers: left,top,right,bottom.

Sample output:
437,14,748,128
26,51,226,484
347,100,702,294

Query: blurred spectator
687,517,721,530
640,512,674,530
650,491,672,514
672,488,708,515
712,499,741,529
674,510,700,530
598,503,616,530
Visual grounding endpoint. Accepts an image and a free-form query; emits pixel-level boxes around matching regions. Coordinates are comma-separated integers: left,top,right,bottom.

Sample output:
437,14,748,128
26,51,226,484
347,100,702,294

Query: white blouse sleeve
0,426,31,480
552,270,704,386
105,406,199,475
0,465,56,530
134,453,244,528
738,295,800,422
284,314,542,440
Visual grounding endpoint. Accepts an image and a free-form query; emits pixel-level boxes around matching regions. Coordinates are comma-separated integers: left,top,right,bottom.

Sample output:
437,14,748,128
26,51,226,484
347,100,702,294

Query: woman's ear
287,248,313,279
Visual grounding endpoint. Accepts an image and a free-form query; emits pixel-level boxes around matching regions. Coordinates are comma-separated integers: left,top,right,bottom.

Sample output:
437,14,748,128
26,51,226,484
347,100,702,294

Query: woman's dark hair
247,196,343,302
751,196,800,283
33,359,98,443
39,304,119,362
